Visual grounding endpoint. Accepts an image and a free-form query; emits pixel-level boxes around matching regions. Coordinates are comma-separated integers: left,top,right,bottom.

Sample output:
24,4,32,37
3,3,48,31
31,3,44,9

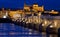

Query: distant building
38,6,44,12
33,4,38,12
0,3,45,19
33,3,44,12
24,3,44,12
24,3,30,12
49,10,58,14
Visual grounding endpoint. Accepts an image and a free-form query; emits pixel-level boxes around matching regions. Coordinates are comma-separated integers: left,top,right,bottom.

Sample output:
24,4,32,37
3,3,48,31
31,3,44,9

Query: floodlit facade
33,4,44,12
38,6,44,12
49,10,58,14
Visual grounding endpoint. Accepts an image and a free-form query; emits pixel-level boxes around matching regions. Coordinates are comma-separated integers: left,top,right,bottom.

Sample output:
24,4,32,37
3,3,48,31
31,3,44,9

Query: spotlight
3,15,7,18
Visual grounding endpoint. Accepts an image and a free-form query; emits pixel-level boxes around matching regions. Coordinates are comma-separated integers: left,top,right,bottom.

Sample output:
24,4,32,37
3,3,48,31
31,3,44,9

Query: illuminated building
33,3,44,12
0,3,60,34
49,10,58,14
38,6,44,12
24,3,30,12
33,3,39,12
0,8,9,18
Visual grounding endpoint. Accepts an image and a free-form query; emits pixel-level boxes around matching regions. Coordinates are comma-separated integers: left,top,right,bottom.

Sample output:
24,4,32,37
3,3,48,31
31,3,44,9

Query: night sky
0,0,60,11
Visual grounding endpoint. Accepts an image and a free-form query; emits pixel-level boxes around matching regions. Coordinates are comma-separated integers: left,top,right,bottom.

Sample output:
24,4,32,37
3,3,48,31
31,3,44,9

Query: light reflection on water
0,23,58,37
42,32,58,37
0,23,41,37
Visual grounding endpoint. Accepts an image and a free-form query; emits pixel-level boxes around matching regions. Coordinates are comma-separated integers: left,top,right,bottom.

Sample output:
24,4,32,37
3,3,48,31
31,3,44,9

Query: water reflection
0,23,41,37
0,22,58,37
46,34,58,37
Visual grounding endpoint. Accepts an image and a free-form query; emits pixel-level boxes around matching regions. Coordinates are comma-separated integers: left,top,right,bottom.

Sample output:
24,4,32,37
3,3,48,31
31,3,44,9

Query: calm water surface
0,23,58,37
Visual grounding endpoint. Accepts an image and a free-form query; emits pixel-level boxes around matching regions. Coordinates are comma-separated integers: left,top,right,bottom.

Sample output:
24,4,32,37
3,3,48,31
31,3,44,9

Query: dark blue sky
44,0,60,11
0,0,60,11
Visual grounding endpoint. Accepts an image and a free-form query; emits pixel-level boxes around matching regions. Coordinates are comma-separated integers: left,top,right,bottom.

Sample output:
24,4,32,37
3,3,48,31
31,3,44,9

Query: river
0,23,58,37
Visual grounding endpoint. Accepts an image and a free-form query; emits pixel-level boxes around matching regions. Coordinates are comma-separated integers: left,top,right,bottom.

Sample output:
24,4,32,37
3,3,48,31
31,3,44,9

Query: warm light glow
23,21,25,22
38,6,44,12
51,10,54,12
3,15,7,18
38,12,41,16
44,20,47,25
33,5,38,7
26,22,29,24
50,25,53,28
13,14,20,18
42,24,45,26
54,21,57,27
49,10,58,14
